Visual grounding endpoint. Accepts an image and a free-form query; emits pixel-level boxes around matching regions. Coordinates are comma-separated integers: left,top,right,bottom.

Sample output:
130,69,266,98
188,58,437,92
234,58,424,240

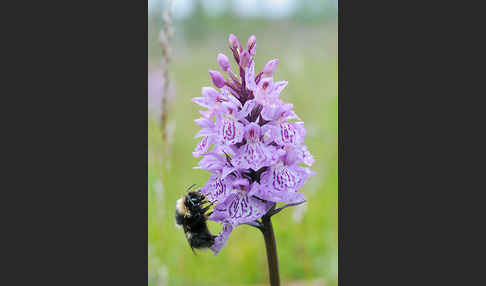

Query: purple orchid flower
192,87,229,119
231,123,276,170
259,103,307,148
192,34,315,255
252,147,315,204
253,77,287,106
210,178,273,226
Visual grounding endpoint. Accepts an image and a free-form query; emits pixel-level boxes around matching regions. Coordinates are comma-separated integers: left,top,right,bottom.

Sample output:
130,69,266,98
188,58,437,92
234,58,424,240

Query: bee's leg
201,205,212,213
201,199,217,213
201,195,214,204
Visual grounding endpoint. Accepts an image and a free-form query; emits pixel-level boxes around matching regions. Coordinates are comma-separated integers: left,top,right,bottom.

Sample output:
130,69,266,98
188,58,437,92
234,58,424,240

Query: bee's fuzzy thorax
176,197,187,216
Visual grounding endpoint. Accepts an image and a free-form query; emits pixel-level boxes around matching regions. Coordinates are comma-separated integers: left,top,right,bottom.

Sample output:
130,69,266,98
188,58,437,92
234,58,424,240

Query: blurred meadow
148,1,337,285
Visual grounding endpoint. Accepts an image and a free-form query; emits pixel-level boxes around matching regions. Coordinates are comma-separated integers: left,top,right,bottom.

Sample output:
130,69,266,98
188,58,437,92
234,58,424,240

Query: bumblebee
175,189,216,252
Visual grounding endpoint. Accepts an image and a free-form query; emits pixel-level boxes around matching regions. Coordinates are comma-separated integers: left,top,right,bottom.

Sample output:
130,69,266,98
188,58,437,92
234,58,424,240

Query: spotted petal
234,143,269,170
218,118,244,145
244,122,261,141
200,174,233,202
210,223,234,256
254,165,310,204
192,136,212,157
273,122,301,146
210,191,271,225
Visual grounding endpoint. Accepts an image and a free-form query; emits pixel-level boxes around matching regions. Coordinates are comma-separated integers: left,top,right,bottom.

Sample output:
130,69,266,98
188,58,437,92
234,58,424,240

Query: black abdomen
189,228,215,248
185,213,216,248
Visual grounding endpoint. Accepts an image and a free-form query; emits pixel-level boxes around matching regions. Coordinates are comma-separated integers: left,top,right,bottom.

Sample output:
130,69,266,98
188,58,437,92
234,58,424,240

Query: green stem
261,214,280,286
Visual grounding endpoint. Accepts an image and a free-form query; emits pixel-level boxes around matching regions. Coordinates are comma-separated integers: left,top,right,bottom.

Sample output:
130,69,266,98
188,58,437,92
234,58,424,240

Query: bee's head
185,191,205,208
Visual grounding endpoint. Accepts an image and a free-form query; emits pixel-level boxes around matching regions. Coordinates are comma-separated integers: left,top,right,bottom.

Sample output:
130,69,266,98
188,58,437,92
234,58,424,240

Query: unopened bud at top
228,34,241,51
217,53,231,72
263,59,279,77
239,50,251,69
247,35,257,56
209,70,225,88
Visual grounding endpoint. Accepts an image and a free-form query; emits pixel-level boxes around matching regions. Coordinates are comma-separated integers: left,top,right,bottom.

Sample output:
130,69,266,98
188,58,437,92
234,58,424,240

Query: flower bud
247,35,257,56
263,59,279,77
217,53,231,72
239,50,250,69
228,34,240,51
209,70,225,88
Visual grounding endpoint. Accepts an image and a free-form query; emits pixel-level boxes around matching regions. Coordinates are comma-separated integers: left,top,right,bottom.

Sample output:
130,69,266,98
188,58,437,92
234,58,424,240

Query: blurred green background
148,1,337,285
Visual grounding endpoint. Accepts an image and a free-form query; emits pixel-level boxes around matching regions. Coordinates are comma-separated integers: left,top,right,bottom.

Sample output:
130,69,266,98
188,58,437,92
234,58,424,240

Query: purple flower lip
192,34,314,255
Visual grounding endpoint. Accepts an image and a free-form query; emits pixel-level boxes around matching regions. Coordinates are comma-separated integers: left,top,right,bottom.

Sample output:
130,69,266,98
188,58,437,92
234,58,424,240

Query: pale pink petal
210,223,234,255
192,136,212,157
273,80,288,94
245,61,257,91
241,99,256,117
192,97,210,108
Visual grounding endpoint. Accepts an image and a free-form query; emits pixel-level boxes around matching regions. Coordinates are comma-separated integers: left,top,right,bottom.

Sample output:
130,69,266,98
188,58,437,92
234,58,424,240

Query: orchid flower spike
192,34,315,255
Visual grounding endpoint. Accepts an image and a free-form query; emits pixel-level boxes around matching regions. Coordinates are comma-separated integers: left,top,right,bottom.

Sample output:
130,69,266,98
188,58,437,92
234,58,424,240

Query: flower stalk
261,207,280,286
244,200,306,285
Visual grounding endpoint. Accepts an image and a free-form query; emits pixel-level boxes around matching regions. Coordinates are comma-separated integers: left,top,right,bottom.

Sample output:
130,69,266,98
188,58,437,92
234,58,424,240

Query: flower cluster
192,34,315,255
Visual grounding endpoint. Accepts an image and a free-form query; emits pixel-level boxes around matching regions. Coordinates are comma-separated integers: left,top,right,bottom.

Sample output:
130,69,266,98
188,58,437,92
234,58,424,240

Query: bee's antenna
186,184,197,192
